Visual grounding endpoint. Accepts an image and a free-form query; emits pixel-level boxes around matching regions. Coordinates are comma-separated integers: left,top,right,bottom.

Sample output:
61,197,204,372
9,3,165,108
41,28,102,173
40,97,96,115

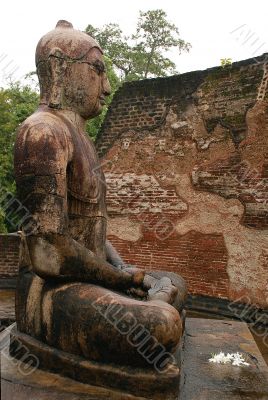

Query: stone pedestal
2,318,268,399
4,324,181,400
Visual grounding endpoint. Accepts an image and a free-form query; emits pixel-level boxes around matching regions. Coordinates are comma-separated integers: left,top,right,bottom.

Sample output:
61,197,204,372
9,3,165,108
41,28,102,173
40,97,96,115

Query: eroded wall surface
96,54,268,308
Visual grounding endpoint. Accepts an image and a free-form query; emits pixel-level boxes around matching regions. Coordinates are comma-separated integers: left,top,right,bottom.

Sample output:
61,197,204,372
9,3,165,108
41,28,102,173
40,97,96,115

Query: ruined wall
0,235,20,278
96,54,268,308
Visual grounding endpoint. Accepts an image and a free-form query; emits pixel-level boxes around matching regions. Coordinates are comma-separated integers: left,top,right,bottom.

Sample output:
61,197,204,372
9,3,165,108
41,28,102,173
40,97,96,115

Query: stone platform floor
0,289,15,323
179,318,268,399
2,318,268,399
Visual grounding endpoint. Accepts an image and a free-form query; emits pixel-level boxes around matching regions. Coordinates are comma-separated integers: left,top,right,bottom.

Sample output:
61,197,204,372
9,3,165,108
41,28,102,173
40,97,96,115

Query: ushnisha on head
36,20,111,119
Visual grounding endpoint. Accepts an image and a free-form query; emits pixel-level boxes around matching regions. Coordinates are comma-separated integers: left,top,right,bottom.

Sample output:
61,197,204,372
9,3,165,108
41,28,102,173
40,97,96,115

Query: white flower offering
209,352,250,366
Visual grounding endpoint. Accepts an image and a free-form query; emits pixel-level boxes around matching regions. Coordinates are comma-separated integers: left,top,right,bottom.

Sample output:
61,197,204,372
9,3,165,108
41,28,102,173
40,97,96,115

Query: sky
0,0,267,86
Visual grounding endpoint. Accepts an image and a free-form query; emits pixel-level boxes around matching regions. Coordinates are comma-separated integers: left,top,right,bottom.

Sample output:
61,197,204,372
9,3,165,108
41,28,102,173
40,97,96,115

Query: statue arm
14,122,143,290
26,233,142,290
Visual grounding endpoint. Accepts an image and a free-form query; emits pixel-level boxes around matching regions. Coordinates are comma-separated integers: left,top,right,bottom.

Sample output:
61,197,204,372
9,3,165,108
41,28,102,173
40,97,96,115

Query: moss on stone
221,113,245,127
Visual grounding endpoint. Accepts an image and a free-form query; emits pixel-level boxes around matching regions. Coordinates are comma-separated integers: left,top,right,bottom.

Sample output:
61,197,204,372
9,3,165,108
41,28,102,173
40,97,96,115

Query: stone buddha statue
12,20,187,397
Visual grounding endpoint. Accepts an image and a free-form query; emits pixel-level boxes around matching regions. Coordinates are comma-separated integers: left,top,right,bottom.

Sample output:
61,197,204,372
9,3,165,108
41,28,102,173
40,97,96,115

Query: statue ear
48,48,67,108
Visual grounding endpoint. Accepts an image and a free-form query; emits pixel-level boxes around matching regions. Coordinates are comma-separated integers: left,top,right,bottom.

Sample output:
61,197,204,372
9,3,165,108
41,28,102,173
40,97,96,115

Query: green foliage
133,10,191,79
86,9,191,81
0,208,7,233
0,82,38,232
220,58,232,68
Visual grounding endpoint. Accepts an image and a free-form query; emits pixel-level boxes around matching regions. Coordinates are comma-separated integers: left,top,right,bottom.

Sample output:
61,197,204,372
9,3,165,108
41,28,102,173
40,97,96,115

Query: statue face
65,47,111,119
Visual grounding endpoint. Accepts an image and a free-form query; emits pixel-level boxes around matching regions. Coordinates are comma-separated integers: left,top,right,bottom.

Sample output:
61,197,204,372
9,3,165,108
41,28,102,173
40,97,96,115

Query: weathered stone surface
0,289,15,323
8,325,180,399
2,347,149,399
179,318,268,399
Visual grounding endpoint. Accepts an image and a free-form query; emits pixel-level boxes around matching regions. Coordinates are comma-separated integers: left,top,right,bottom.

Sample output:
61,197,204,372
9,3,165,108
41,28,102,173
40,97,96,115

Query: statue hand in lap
14,20,187,369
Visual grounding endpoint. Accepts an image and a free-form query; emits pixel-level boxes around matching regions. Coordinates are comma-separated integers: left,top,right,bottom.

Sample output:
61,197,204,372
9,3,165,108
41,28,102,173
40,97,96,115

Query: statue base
8,326,181,400
3,319,268,399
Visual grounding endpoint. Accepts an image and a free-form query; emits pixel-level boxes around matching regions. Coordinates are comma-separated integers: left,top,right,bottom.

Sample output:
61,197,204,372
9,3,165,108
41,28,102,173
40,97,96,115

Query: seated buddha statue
13,20,187,386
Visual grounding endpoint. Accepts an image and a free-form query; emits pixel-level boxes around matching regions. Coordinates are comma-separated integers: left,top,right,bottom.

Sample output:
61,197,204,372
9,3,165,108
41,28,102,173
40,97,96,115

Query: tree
133,10,191,79
86,9,191,81
0,82,38,232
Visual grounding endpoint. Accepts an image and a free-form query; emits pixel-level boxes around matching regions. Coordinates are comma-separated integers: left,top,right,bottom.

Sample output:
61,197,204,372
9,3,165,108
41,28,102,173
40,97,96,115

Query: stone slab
2,318,268,399
1,353,147,400
179,318,268,399
0,289,15,321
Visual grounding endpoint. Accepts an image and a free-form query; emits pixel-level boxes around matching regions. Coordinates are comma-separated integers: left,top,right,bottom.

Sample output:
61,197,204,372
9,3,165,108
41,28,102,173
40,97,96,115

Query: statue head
36,20,111,119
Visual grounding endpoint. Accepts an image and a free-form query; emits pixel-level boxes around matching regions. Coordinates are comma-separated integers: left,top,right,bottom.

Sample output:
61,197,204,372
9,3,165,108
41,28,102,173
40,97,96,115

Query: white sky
0,0,267,85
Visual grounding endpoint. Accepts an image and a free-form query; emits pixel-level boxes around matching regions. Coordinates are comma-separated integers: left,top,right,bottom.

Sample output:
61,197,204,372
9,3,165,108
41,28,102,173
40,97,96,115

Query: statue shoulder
14,111,73,176
16,111,72,146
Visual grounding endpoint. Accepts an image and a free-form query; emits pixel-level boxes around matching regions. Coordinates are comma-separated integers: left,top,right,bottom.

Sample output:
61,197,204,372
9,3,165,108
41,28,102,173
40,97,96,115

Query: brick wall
0,234,20,278
109,229,229,299
97,53,268,308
